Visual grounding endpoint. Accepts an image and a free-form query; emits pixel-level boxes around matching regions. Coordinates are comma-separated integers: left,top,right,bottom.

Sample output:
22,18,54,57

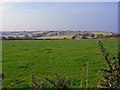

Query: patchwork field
1,31,113,40
2,39,118,88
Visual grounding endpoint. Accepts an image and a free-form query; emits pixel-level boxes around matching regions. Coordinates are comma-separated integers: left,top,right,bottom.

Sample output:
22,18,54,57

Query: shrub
30,72,71,88
97,41,120,88
91,34,95,38
81,34,87,39
71,36,76,39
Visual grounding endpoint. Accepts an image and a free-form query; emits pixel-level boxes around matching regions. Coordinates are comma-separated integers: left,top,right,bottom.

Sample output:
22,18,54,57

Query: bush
82,34,87,39
97,41,120,88
71,36,76,39
91,34,95,38
30,72,71,88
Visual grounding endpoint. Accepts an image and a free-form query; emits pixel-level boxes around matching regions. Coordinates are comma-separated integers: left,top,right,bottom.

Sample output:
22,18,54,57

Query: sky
1,2,118,33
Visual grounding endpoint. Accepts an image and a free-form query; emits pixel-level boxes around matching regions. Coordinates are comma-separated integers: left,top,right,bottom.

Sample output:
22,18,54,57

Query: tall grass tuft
80,62,89,88
80,64,85,88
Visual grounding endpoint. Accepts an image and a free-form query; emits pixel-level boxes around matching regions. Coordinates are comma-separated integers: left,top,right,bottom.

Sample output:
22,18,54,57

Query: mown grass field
2,39,118,88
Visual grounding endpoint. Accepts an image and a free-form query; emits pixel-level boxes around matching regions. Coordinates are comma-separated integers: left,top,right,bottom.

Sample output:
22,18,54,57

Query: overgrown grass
2,39,118,88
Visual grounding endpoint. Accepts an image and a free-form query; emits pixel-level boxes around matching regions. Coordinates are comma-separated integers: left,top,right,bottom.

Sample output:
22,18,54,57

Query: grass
2,38,118,88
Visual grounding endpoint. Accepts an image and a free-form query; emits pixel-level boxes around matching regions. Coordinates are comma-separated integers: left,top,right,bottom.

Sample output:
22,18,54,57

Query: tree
24,35,31,39
16,36,19,40
31,35,36,39
36,34,42,37
50,33,55,36
71,36,75,39
91,34,95,38
59,32,64,35
55,33,57,35
97,34,104,38
81,34,87,39
2,36,6,40
86,33,90,38
99,34,104,37
24,35,29,37
77,33,81,36
8,36,15,40
63,37,67,39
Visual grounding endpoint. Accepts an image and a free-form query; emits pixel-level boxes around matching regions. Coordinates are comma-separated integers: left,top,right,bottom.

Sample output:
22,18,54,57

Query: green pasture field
2,38,118,88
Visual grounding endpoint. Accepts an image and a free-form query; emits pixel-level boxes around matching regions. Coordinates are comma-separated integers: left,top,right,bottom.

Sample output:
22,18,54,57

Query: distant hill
1,31,116,40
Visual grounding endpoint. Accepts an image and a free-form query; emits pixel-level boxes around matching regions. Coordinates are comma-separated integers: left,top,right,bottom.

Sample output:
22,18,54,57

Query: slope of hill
1,31,114,40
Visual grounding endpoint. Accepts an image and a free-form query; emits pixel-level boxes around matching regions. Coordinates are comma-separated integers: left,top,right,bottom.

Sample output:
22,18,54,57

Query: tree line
71,33,104,39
